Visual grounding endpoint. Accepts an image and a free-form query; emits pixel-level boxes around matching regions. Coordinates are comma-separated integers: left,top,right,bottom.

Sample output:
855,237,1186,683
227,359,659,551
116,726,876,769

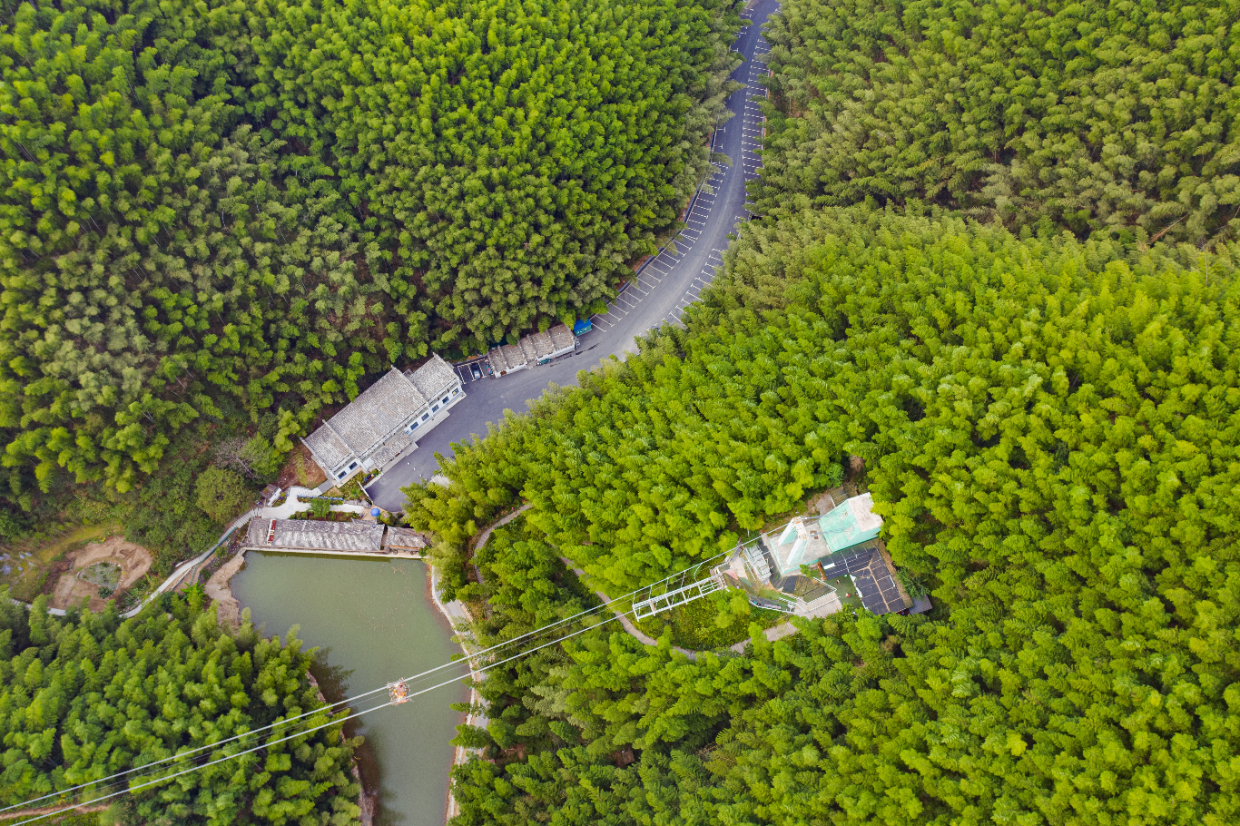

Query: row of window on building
303,354,465,485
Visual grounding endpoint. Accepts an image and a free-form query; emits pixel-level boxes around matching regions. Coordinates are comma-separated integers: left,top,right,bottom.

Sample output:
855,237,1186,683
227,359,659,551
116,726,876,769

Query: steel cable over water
9,611,632,826
5,551,731,823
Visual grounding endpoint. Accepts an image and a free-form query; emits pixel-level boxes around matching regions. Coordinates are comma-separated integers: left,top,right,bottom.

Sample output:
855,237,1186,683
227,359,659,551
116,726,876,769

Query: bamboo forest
3,0,1239,824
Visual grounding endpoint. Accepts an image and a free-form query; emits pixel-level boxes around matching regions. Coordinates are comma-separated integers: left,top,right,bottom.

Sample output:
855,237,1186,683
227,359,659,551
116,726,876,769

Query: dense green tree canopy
753,0,1240,246
236,0,741,344
0,592,360,825
195,466,252,523
404,207,1240,824
0,0,740,497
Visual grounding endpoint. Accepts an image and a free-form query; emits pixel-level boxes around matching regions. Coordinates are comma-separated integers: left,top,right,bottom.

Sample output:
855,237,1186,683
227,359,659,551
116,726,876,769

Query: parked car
470,362,482,380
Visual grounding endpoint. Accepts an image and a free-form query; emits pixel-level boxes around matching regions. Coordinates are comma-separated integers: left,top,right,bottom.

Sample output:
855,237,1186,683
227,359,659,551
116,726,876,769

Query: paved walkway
557,557,699,660
471,505,815,659
470,504,532,554
9,490,374,619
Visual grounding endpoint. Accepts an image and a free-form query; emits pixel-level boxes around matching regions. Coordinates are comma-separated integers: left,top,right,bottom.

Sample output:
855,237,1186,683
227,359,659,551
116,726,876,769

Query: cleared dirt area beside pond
205,551,247,629
1,523,116,602
49,535,153,612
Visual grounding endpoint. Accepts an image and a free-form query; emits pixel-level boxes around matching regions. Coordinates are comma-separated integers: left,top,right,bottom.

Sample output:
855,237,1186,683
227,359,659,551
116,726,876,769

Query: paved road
368,0,777,511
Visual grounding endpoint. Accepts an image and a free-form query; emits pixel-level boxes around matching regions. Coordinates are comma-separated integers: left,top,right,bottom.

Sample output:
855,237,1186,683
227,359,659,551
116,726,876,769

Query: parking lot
365,1,778,510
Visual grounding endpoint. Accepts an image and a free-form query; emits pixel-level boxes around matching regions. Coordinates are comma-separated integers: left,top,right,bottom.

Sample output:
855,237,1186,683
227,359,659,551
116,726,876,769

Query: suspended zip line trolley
388,680,410,704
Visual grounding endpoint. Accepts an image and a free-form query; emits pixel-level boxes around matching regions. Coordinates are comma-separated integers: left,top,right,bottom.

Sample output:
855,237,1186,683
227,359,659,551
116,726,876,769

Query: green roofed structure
819,492,883,553
713,491,917,617
768,493,882,578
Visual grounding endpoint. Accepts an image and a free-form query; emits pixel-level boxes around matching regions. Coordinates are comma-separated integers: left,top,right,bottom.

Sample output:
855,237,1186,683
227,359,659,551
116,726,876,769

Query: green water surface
230,553,465,826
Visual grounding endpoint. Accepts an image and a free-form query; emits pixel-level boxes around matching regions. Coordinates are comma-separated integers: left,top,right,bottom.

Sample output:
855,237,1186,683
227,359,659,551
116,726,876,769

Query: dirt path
205,552,247,629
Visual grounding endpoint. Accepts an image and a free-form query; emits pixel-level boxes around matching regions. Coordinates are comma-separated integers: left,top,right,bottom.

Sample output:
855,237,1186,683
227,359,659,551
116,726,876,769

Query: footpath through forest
366,0,777,510
7,487,370,619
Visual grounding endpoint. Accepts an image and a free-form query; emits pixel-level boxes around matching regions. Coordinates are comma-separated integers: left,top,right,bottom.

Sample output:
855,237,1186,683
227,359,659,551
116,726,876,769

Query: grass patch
336,475,371,503
277,443,327,489
115,573,156,612
79,562,122,589
822,574,863,611
286,509,358,522
0,523,118,602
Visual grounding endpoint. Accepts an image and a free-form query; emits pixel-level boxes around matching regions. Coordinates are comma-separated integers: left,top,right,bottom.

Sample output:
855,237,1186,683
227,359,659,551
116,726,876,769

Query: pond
230,552,466,826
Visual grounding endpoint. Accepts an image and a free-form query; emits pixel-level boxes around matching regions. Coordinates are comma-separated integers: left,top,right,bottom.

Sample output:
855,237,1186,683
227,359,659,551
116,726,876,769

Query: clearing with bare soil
278,443,327,489
0,523,117,602
49,535,153,612
205,551,248,629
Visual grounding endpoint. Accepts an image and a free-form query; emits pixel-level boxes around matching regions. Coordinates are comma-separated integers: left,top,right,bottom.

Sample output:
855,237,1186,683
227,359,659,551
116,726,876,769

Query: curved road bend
368,0,778,511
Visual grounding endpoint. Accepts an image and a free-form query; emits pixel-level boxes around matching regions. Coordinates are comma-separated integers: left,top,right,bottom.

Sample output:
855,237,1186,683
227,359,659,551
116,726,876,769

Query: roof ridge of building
361,364,437,455
321,416,348,446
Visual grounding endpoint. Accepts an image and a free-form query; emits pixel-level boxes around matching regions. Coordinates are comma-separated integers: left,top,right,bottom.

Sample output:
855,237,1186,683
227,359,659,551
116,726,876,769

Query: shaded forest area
0,589,360,825
410,208,1240,824
0,0,742,520
753,0,1240,246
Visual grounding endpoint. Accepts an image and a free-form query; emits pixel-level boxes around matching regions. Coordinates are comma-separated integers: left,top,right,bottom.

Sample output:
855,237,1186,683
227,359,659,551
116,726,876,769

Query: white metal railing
632,574,724,620
742,542,771,582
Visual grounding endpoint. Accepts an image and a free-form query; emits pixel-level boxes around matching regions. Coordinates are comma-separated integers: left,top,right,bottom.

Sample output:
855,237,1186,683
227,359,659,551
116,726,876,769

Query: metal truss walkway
632,573,725,620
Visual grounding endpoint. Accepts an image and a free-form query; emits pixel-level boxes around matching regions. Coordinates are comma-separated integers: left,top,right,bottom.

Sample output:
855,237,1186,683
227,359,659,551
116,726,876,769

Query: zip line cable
3,548,728,816
0,551,713,818
10,610,632,826
0,601,599,816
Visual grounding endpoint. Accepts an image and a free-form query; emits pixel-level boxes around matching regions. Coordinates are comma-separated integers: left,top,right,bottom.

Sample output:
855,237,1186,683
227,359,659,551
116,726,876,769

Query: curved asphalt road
368,0,777,511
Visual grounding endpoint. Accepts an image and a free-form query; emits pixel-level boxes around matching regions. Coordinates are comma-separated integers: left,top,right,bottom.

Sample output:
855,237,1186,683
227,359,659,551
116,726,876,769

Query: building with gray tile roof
409,355,458,402
303,354,464,484
486,324,576,376
488,343,529,377
383,527,427,551
245,518,386,554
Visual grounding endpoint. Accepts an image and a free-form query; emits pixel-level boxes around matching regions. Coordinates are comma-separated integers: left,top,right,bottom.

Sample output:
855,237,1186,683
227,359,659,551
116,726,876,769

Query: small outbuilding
486,324,576,376
383,527,428,553
724,492,912,616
